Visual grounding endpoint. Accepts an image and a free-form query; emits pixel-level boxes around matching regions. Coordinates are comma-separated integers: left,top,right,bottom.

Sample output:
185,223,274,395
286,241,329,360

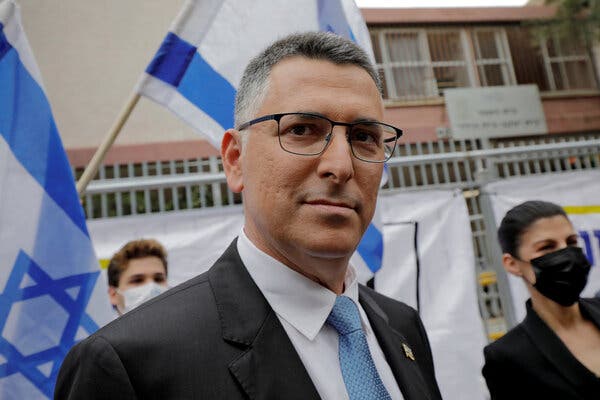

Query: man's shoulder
92,270,217,342
358,284,419,316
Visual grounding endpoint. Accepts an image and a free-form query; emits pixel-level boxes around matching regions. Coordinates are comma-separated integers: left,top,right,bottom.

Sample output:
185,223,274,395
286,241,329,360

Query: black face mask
530,246,591,306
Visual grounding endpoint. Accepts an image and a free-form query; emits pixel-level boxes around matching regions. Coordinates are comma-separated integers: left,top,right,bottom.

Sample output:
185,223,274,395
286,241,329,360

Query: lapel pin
402,343,415,361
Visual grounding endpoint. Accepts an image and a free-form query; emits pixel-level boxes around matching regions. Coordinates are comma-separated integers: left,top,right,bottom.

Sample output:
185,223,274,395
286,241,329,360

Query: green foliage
541,0,600,43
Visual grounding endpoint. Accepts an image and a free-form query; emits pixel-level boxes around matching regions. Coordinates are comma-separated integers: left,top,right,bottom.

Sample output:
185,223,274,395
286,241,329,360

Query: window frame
472,28,517,87
369,24,599,103
372,27,474,101
540,33,598,91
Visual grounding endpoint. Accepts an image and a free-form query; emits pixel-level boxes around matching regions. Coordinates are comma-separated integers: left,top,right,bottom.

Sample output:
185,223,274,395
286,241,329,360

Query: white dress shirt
237,229,404,400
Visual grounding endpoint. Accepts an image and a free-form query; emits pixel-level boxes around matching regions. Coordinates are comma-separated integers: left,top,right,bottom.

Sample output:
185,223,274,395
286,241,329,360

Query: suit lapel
208,240,320,400
580,298,600,328
521,299,597,391
359,288,435,400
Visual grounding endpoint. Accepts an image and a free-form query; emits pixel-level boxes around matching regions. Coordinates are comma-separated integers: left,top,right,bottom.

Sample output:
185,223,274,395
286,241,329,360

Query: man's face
108,256,168,314
222,56,384,287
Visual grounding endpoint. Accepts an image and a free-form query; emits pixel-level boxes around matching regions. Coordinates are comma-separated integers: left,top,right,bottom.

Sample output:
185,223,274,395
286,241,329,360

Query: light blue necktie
327,296,392,400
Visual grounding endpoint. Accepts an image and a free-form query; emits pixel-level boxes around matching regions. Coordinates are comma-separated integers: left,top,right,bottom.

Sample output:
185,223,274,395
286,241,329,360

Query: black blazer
55,240,442,400
482,298,600,400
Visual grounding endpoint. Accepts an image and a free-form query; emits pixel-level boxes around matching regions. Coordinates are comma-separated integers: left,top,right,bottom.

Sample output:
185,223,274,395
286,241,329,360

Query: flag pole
76,92,141,196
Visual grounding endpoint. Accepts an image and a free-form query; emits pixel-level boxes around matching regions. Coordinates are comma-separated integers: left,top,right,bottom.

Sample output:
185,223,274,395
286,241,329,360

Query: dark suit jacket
55,240,442,400
482,298,600,400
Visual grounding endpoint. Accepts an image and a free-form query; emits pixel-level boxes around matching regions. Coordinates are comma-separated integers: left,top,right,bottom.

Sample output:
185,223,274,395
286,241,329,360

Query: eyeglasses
237,112,402,163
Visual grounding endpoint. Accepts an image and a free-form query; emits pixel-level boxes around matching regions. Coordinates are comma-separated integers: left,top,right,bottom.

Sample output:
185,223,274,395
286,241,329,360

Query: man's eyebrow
295,110,381,123
354,117,380,123
294,110,326,117
126,273,147,279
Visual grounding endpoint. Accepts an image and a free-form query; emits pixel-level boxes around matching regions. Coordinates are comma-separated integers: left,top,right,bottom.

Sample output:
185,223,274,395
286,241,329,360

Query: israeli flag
0,1,113,398
138,0,384,282
137,0,374,147
351,165,388,284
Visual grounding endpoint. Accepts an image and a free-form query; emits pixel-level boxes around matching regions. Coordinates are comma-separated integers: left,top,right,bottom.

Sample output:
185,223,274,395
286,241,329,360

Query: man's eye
286,124,318,136
290,125,309,135
352,130,379,144
356,132,373,143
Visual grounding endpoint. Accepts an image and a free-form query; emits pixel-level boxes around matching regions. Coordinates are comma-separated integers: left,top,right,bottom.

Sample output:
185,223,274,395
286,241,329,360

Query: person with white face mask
107,238,170,315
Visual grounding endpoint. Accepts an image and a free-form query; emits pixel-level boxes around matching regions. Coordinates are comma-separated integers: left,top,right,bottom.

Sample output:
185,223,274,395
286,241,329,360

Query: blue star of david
0,250,100,398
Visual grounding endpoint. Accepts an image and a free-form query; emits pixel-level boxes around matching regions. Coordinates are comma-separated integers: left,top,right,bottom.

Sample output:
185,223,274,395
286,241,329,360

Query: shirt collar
237,228,364,340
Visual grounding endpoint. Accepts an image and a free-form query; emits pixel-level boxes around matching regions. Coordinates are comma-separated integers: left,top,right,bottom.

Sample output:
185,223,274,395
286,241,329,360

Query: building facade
364,6,600,143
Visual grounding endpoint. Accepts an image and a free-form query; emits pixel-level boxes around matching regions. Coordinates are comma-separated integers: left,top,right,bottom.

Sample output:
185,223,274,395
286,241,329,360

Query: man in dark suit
55,31,442,400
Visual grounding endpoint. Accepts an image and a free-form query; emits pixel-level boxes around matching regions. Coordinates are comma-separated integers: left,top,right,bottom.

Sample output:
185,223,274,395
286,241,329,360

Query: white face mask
119,281,169,313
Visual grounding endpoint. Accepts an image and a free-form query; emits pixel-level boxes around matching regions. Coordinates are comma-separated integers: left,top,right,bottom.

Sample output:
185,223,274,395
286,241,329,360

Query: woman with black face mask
482,200,600,400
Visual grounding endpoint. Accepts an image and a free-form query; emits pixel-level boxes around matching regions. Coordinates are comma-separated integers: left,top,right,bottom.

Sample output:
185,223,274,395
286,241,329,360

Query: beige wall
19,0,199,150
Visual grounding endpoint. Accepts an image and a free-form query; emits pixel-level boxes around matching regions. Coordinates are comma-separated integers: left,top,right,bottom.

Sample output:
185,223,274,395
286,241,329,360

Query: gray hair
234,31,382,129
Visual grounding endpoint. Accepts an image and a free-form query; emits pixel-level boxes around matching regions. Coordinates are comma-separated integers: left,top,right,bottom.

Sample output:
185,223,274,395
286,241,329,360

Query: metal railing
77,132,600,340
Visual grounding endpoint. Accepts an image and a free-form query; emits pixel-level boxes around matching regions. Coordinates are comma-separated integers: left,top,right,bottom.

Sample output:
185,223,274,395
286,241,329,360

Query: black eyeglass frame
236,112,403,163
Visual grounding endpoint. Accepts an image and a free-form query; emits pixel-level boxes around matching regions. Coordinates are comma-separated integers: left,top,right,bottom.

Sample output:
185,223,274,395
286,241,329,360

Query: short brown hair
107,238,168,287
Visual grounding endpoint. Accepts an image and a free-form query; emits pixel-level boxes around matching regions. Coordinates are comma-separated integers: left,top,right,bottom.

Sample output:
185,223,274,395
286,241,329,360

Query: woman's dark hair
497,200,567,258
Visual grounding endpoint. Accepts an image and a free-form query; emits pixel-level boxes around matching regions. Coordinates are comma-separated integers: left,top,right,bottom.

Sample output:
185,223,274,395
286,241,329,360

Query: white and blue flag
138,0,385,281
0,1,113,398
137,0,374,147
351,165,387,284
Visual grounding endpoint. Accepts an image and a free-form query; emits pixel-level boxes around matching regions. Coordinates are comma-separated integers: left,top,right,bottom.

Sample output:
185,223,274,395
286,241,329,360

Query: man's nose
317,127,355,182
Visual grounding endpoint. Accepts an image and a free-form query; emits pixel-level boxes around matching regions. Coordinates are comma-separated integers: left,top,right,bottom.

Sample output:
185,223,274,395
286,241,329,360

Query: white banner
88,189,487,400
377,189,488,400
89,206,244,287
484,170,600,322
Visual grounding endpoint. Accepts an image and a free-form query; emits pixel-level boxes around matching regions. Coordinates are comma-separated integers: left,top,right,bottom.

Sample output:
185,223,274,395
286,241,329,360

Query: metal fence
77,131,600,340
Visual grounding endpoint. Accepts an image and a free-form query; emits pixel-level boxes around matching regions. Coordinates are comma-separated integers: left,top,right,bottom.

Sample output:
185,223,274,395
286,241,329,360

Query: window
506,26,598,92
542,34,598,91
428,30,472,92
472,29,516,86
371,28,471,101
370,24,598,102
505,26,549,91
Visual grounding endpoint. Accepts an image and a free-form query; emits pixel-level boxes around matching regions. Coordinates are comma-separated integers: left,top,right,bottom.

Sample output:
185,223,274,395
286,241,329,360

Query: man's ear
221,129,244,193
502,253,523,277
108,286,120,307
